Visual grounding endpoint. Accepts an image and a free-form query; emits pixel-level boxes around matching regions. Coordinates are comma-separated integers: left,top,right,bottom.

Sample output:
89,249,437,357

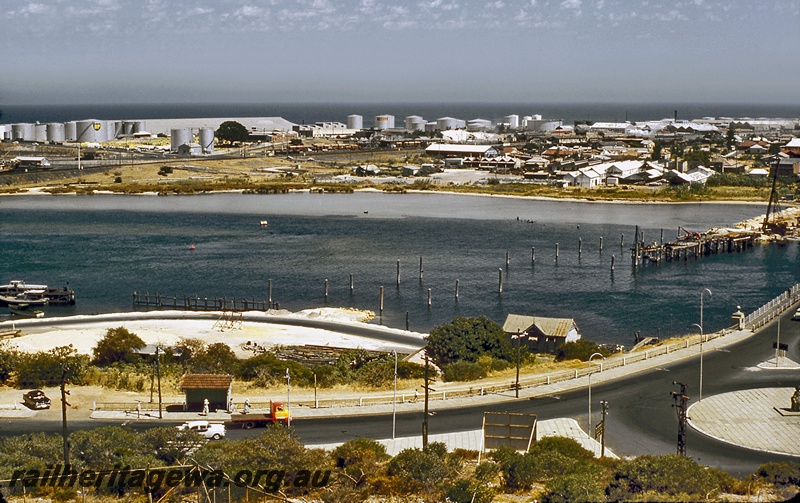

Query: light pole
691,323,704,401
588,352,605,433
697,287,711,402
392,350,398,439
700,288,712,335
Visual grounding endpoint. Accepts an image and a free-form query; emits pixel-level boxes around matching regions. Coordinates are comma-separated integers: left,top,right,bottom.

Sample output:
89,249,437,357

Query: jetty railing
132,291,276,312
744,283,800,330
95,283,800,412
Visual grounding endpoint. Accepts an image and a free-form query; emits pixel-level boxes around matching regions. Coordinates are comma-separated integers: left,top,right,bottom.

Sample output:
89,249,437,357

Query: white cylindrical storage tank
122,121,134,136
374,115,394,130
347,115,363,130
199,127,214,153
34,123,47,142
64,121,77,142
405,115,423,131
170,128,192,151
12,123,35,141
410,119,426,132
109,120,122,140
46,123,66,143
437,117,461,130
504,115,520,129
76,119,101,142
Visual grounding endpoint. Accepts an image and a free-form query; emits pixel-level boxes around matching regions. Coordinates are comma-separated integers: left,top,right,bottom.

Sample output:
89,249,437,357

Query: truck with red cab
229,400,290,429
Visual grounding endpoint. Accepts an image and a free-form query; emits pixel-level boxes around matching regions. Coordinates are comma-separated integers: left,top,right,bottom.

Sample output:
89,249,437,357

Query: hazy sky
1,0,798,105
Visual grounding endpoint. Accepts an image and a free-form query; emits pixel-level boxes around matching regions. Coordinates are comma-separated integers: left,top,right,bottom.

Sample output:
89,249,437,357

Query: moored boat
0,291,49,307
8,304,44,318
0,280,75,305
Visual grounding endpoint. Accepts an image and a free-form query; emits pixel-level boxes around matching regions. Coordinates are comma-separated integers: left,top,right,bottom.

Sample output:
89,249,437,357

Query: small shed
180,374,233,412
503,314,580,354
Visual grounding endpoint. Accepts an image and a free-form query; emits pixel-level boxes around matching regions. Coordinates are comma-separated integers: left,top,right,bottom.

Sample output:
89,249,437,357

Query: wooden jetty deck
132,291,276,312
632,230,760,265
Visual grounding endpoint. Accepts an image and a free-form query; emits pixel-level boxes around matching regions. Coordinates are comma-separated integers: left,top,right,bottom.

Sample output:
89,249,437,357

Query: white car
177,420,226,440
793,308,800,321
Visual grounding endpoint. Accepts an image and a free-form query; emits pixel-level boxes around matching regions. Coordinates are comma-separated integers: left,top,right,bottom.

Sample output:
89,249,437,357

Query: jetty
631,205,800,267
132,291,275,312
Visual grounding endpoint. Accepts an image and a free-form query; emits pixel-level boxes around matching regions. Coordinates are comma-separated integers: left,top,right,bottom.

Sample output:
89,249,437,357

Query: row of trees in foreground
1,426,798,502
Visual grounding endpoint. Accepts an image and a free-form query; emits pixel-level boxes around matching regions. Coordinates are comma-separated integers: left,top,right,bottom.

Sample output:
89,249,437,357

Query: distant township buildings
2,109,799,184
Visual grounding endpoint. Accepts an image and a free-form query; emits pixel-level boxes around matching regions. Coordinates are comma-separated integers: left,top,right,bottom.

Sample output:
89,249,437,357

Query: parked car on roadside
23,390,51,410
792,308,800,321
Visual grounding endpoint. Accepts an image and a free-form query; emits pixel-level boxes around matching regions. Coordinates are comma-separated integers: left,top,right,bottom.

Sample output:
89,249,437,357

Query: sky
1,0,798,105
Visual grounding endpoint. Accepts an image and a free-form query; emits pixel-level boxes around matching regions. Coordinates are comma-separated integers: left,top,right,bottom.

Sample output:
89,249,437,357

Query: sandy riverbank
0,307,426,357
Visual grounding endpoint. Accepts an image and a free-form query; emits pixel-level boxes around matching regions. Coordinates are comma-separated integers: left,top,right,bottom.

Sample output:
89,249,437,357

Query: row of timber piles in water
631,224,760,266
132,291,276,311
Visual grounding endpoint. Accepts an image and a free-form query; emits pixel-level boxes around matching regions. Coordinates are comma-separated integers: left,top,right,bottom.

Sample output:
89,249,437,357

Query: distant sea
2,102,800,127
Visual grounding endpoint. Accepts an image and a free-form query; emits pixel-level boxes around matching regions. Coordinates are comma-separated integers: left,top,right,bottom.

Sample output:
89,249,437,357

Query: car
23,390,51,410
176,420,225,440
793,308,800,321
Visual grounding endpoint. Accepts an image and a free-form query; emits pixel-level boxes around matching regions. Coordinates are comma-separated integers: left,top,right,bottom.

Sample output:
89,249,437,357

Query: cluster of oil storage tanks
169,127,215,153
344,113,534,133
4,120,216,154
4,119,148,143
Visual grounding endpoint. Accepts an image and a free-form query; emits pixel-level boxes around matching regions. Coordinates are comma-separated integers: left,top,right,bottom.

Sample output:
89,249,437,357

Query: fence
94,283,800,412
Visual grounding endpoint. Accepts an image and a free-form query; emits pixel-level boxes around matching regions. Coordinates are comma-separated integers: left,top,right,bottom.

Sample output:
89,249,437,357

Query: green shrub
554,340,611,362
755,461,800,487
441,360,487,382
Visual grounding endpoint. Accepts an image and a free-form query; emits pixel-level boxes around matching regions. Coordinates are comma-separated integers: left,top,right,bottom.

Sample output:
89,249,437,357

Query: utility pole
671,381,689,456
156,346,163,419
422,352,430,451
596,400,608,458
60,364,71,466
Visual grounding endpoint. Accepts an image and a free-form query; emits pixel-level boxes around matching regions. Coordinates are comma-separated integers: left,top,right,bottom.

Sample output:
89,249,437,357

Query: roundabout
688,387,800,458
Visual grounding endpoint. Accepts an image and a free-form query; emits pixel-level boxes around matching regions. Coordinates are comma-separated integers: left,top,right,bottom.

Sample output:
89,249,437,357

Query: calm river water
1,192,798,347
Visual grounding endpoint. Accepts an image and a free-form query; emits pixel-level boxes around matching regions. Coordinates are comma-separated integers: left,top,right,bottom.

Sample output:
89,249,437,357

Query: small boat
9,304,44,318
0,291,49,307
260,220,269,226
0,280,76,305
189,243,196,251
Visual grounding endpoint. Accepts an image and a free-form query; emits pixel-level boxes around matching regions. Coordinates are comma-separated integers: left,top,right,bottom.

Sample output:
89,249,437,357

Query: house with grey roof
502,314,581,354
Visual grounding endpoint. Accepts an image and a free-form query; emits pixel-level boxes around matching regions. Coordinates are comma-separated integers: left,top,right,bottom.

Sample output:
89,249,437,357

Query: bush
608,454,722,500
441,360,486,382
755,461,800,487
387,443,461,496
554,340,611,362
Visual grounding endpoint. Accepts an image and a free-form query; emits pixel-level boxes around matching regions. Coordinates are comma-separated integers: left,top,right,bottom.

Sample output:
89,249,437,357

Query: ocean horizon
3,101,800,128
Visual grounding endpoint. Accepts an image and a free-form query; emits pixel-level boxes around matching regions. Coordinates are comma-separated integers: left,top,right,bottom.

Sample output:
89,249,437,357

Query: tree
215,121,249,145
191,342,238,374
425,316,513,367
92,327,145,366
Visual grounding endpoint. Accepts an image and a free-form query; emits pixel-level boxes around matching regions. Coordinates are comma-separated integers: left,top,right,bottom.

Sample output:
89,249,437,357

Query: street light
700,288,712,336
588,352,605,433
392,350,398,439
691,323,704,401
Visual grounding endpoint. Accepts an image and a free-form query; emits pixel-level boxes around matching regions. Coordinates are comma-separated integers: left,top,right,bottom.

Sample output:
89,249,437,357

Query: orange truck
229,400,290,429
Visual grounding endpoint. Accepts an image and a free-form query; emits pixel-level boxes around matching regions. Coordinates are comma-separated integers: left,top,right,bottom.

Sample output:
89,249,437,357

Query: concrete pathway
688,387,800,457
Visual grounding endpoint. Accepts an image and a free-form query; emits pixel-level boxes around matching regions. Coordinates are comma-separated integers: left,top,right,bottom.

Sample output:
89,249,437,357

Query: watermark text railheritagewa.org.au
6,464,331,493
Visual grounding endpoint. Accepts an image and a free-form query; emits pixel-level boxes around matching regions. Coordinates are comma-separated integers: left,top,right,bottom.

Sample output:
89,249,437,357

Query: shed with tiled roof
180,374,233,412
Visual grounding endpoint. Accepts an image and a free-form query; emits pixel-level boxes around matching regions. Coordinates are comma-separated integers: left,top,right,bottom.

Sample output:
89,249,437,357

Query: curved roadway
1,309,798,477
